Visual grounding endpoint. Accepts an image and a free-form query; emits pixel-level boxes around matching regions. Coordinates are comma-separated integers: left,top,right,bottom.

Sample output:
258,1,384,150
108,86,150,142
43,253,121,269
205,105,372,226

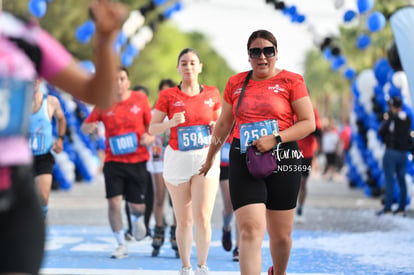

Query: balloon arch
29,0,414,210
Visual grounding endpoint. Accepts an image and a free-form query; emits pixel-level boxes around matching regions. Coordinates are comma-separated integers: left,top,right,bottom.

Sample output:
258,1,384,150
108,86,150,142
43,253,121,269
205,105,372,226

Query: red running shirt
155,85,222,150
85,92,152,163
224,70,309,139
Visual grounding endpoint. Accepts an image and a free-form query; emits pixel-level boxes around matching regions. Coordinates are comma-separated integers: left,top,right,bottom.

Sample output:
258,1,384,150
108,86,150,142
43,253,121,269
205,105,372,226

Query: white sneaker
179,266,193,275
195,265,209,275
111,244,127,259
133,215,147,241
295,214,306,224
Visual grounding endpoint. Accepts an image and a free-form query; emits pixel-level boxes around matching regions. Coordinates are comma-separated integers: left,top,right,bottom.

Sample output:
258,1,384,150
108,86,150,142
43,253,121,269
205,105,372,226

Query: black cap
390,96,402,108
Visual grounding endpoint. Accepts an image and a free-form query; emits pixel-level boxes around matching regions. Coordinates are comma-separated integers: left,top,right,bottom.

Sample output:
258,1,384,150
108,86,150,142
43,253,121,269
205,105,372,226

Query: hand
169,111,186,127
252,135,276,153
89,0,129,35
140,133,155,146
82,122,98,134
209,121,216,133
199,157,214,176
52,139,64,153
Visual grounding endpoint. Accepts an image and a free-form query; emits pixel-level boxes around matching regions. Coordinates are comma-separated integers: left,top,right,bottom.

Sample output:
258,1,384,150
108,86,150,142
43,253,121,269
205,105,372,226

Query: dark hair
158,78,176,91
133,85,149,96
177,48,201,64
119,66,129,76
390,96,402,108
247,30,278,50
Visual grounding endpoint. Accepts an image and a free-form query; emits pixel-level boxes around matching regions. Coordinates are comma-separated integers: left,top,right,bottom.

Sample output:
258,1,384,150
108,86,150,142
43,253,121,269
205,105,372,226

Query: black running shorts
33,152,55,176
229,138,301,211
103,161,149,204
219,165,229,181
0,165,45,274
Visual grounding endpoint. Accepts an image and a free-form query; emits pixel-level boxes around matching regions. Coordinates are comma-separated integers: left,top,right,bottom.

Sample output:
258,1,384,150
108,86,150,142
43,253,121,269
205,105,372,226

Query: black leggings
229,138,301,211
0,165,45,274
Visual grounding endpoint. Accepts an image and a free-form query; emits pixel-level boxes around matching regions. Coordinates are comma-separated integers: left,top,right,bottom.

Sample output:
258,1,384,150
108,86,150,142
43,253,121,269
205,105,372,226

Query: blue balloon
174,1,183,11
331,55,346,71
113,31,128,54
352,80,360,98
343,10,357,22
75,20,96,44
153,0,168,6
323,47,333,60
28,0,47,18
373,58,391,85
121,44,139,67
388,84,401,98
356,33,371,50
296,14,306,23
357,0,374,14
367,12,386,32
287,5,297,16
344,67,356,80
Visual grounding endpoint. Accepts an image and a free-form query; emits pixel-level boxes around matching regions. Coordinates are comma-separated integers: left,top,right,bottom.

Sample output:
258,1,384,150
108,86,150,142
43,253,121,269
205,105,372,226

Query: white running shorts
163,145,220,186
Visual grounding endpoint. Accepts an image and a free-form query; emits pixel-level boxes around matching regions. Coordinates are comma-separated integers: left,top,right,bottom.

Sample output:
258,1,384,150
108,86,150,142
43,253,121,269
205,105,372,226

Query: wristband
272,131,282,144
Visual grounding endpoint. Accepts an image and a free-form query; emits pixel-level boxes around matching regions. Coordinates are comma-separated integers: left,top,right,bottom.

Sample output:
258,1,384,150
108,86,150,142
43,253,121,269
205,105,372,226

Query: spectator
377,96,411,216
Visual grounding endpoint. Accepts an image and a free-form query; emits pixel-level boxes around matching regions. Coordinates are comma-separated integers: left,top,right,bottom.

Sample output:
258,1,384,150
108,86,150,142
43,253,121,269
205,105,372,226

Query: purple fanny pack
246,145,277,179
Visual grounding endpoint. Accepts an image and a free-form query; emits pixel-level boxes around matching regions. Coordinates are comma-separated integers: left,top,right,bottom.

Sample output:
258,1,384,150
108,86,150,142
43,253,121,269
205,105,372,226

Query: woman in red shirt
200,30,315,275
149,48,222,275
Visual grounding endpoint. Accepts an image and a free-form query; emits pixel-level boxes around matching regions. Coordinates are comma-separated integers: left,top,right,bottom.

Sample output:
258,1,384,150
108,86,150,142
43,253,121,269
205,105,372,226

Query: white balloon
334,0,345,9
392,71,408,89
356,69,377,97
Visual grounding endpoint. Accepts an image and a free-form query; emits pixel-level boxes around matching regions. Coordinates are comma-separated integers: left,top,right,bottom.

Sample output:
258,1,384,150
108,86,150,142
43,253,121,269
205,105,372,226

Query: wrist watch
272,131,282,144
58,135,65,140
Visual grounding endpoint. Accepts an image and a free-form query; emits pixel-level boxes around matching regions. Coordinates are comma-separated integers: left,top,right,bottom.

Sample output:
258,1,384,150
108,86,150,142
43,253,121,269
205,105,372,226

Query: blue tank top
29,95,53,156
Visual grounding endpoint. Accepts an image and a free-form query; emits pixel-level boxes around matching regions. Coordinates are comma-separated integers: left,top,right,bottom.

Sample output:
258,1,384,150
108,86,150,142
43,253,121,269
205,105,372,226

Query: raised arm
47,0,128,109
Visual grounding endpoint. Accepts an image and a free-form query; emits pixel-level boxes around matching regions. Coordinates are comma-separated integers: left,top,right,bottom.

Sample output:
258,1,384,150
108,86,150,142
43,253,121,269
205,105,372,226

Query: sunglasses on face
248,46,276,59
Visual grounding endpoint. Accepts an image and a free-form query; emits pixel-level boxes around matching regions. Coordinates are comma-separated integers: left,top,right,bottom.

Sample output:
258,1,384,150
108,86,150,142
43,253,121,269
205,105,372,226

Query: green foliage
4,0,235,105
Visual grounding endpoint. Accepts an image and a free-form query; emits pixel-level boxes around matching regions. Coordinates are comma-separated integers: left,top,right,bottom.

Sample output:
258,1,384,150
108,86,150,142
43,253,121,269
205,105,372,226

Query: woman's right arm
149,109,186,136
199,100,234,175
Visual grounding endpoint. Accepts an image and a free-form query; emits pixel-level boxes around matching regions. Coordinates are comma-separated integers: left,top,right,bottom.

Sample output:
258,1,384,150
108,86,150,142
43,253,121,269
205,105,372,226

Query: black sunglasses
248,47,276,59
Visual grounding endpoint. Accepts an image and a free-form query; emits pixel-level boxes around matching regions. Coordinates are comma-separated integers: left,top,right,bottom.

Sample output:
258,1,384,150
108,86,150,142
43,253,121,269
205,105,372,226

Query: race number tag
220,142,231,164
29,133,45,156
177,125,211,151
0,78,34,137
239,119,278,153
109,132,138,155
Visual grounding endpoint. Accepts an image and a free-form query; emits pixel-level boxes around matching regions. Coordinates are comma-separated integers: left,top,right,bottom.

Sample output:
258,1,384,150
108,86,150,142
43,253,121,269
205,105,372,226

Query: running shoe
393,210,407,217
267,266,286,275
111,244,127,259
221,227,232,251
133,215,147,241
232,246,239,262
376,209,392,216
124,231,135,242
295,213,306,224
195,265,209,275
179,266,192,275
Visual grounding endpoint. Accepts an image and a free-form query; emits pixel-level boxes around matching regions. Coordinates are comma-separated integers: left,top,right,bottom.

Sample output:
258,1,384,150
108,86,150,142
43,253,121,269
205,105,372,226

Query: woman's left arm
282,96,315,142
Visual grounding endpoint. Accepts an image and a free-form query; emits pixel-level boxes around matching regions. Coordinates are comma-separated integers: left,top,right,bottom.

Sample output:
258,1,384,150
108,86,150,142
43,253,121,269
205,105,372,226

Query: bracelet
58,135,65,140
